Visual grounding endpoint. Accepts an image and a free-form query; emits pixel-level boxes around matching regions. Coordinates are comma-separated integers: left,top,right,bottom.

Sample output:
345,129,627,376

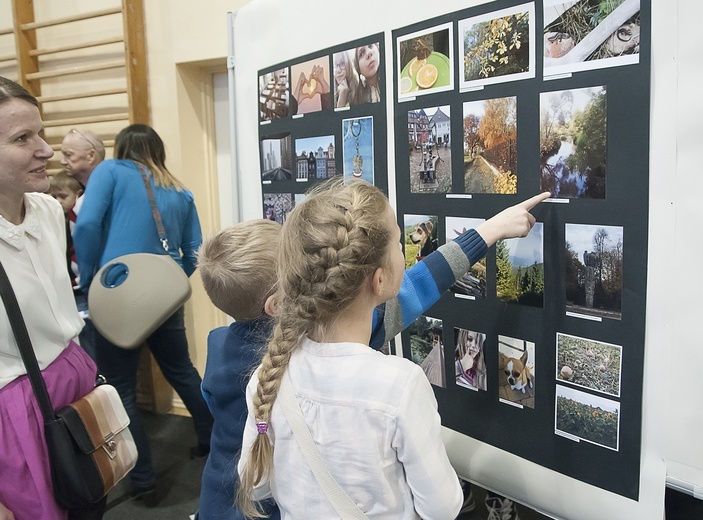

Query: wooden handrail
43,113,129,128
20,7,122,31
37,87,127,104
30,36,124,57
25,59,124,80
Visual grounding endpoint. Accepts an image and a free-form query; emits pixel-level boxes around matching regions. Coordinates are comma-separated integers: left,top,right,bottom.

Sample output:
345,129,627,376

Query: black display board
392,0,649,500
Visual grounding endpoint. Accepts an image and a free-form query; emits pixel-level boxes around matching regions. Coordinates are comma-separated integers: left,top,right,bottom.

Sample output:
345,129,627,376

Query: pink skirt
0,341,97,520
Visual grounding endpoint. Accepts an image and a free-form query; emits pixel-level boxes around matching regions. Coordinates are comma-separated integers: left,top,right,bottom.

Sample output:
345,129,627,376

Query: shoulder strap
278,371,369,520
0,261,56,423
134,162,170,253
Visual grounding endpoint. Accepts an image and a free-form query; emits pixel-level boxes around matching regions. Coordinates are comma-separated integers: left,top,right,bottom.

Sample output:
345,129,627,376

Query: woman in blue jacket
74,124,213,505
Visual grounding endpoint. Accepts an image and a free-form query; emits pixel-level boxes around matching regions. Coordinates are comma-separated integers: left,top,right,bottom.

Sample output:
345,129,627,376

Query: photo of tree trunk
565,223,623,320
540,86,607,199
496,223,544,307
464,96,517,194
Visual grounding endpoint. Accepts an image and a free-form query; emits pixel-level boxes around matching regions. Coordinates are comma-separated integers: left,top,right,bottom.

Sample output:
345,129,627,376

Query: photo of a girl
455,328,487,391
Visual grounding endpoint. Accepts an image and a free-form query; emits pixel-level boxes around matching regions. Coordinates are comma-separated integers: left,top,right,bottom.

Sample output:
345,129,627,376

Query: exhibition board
229,0,673,518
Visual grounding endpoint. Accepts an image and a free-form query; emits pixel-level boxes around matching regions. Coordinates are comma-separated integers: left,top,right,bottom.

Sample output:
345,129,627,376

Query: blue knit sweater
73,159,202,290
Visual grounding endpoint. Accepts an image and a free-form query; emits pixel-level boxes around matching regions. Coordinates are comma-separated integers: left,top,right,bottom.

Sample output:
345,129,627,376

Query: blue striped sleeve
370,228,487,349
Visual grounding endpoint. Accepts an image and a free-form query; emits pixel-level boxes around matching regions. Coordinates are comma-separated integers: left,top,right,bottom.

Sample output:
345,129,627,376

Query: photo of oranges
400,51,450,95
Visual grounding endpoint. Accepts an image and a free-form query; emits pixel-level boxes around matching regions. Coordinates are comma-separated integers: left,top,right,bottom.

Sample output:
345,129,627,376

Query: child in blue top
196,191,547,519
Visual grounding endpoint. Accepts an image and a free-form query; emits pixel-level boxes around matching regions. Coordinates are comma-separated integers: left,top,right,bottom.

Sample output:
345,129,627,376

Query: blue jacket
197,229,486,519
74,159,202,290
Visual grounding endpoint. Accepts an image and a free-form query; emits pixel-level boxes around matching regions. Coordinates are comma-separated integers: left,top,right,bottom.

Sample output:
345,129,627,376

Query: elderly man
60,128,105,360
60,128,105,213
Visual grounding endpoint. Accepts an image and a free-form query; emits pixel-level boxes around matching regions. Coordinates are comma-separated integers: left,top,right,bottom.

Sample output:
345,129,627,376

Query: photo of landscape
496,223,544,307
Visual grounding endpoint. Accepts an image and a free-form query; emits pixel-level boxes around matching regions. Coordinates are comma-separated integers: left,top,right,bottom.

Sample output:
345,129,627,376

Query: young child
49,170,84,288
234,180,547,518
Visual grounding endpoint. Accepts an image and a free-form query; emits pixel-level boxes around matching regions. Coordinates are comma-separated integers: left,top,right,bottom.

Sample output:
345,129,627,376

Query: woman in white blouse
0,77,105,520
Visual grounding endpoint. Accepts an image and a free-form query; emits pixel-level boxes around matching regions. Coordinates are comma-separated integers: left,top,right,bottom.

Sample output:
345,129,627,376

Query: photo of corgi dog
500,350,534,394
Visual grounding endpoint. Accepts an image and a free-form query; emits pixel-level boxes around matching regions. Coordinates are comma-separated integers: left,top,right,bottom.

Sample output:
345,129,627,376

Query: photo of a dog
404,214,438,267
409,220,438,258
498,335,535,408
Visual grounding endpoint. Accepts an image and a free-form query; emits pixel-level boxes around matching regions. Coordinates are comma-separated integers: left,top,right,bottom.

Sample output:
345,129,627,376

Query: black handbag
0,262,137,509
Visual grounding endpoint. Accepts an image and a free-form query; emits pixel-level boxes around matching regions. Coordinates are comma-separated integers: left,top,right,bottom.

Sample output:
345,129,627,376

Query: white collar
0,195,42,250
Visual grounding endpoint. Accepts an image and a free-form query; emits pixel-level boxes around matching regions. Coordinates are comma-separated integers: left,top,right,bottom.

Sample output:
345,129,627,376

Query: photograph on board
333,42,382,108
408,315,446,388
261,133,292,182
463,96,517,194
263,193,292,225
544,0,641,77
555,384,620,451
397,22,454,99
498,335,535,409
540,85,607,199
259,67,289,122
455,328,488,391
557,332,622,397
404,214,438,267
290,57,331,115
408,105,452,194
496,223,544,307
342,116,374,185
445,216,486,299
565,223,623,321
294,193,307,207
294,135,336,182
458,2,535,91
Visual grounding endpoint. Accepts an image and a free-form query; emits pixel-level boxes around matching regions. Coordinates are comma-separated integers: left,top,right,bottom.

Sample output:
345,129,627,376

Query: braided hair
237,179,392,517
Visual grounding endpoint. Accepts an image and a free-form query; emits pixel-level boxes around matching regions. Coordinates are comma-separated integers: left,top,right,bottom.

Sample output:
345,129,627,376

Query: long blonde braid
237,179,392,517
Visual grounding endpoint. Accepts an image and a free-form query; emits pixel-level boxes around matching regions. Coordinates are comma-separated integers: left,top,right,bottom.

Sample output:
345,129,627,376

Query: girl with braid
236,180,548,519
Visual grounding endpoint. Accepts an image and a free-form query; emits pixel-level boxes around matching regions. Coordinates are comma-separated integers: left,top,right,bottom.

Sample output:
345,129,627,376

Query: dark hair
0,76,38,107
114,124,184,190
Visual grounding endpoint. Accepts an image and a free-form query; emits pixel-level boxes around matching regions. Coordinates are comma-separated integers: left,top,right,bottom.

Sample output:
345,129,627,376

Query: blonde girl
455,329,487,391
333,50,359,108
237,180,463,518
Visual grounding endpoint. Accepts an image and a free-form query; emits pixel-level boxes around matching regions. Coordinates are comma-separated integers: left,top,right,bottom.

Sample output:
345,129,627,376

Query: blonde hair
236,179,393,517
49,170,84,195
114,124,185,191
197,219,281,321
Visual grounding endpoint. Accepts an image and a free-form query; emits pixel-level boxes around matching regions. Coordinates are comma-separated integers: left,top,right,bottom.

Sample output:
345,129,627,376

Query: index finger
519,191,551,211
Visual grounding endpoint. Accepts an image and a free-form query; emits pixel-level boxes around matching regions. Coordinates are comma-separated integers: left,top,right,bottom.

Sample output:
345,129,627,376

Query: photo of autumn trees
540,86,607,198
463,96,517,194
497,223,544,306
459,3,534,89
565,223,623,320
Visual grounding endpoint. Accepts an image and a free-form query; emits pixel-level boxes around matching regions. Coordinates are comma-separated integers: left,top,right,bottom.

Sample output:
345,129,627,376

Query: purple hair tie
256,421,269,434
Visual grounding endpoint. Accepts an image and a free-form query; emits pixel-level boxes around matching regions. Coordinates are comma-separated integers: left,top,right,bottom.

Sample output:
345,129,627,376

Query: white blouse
0,193,83,390
239,337,463,519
